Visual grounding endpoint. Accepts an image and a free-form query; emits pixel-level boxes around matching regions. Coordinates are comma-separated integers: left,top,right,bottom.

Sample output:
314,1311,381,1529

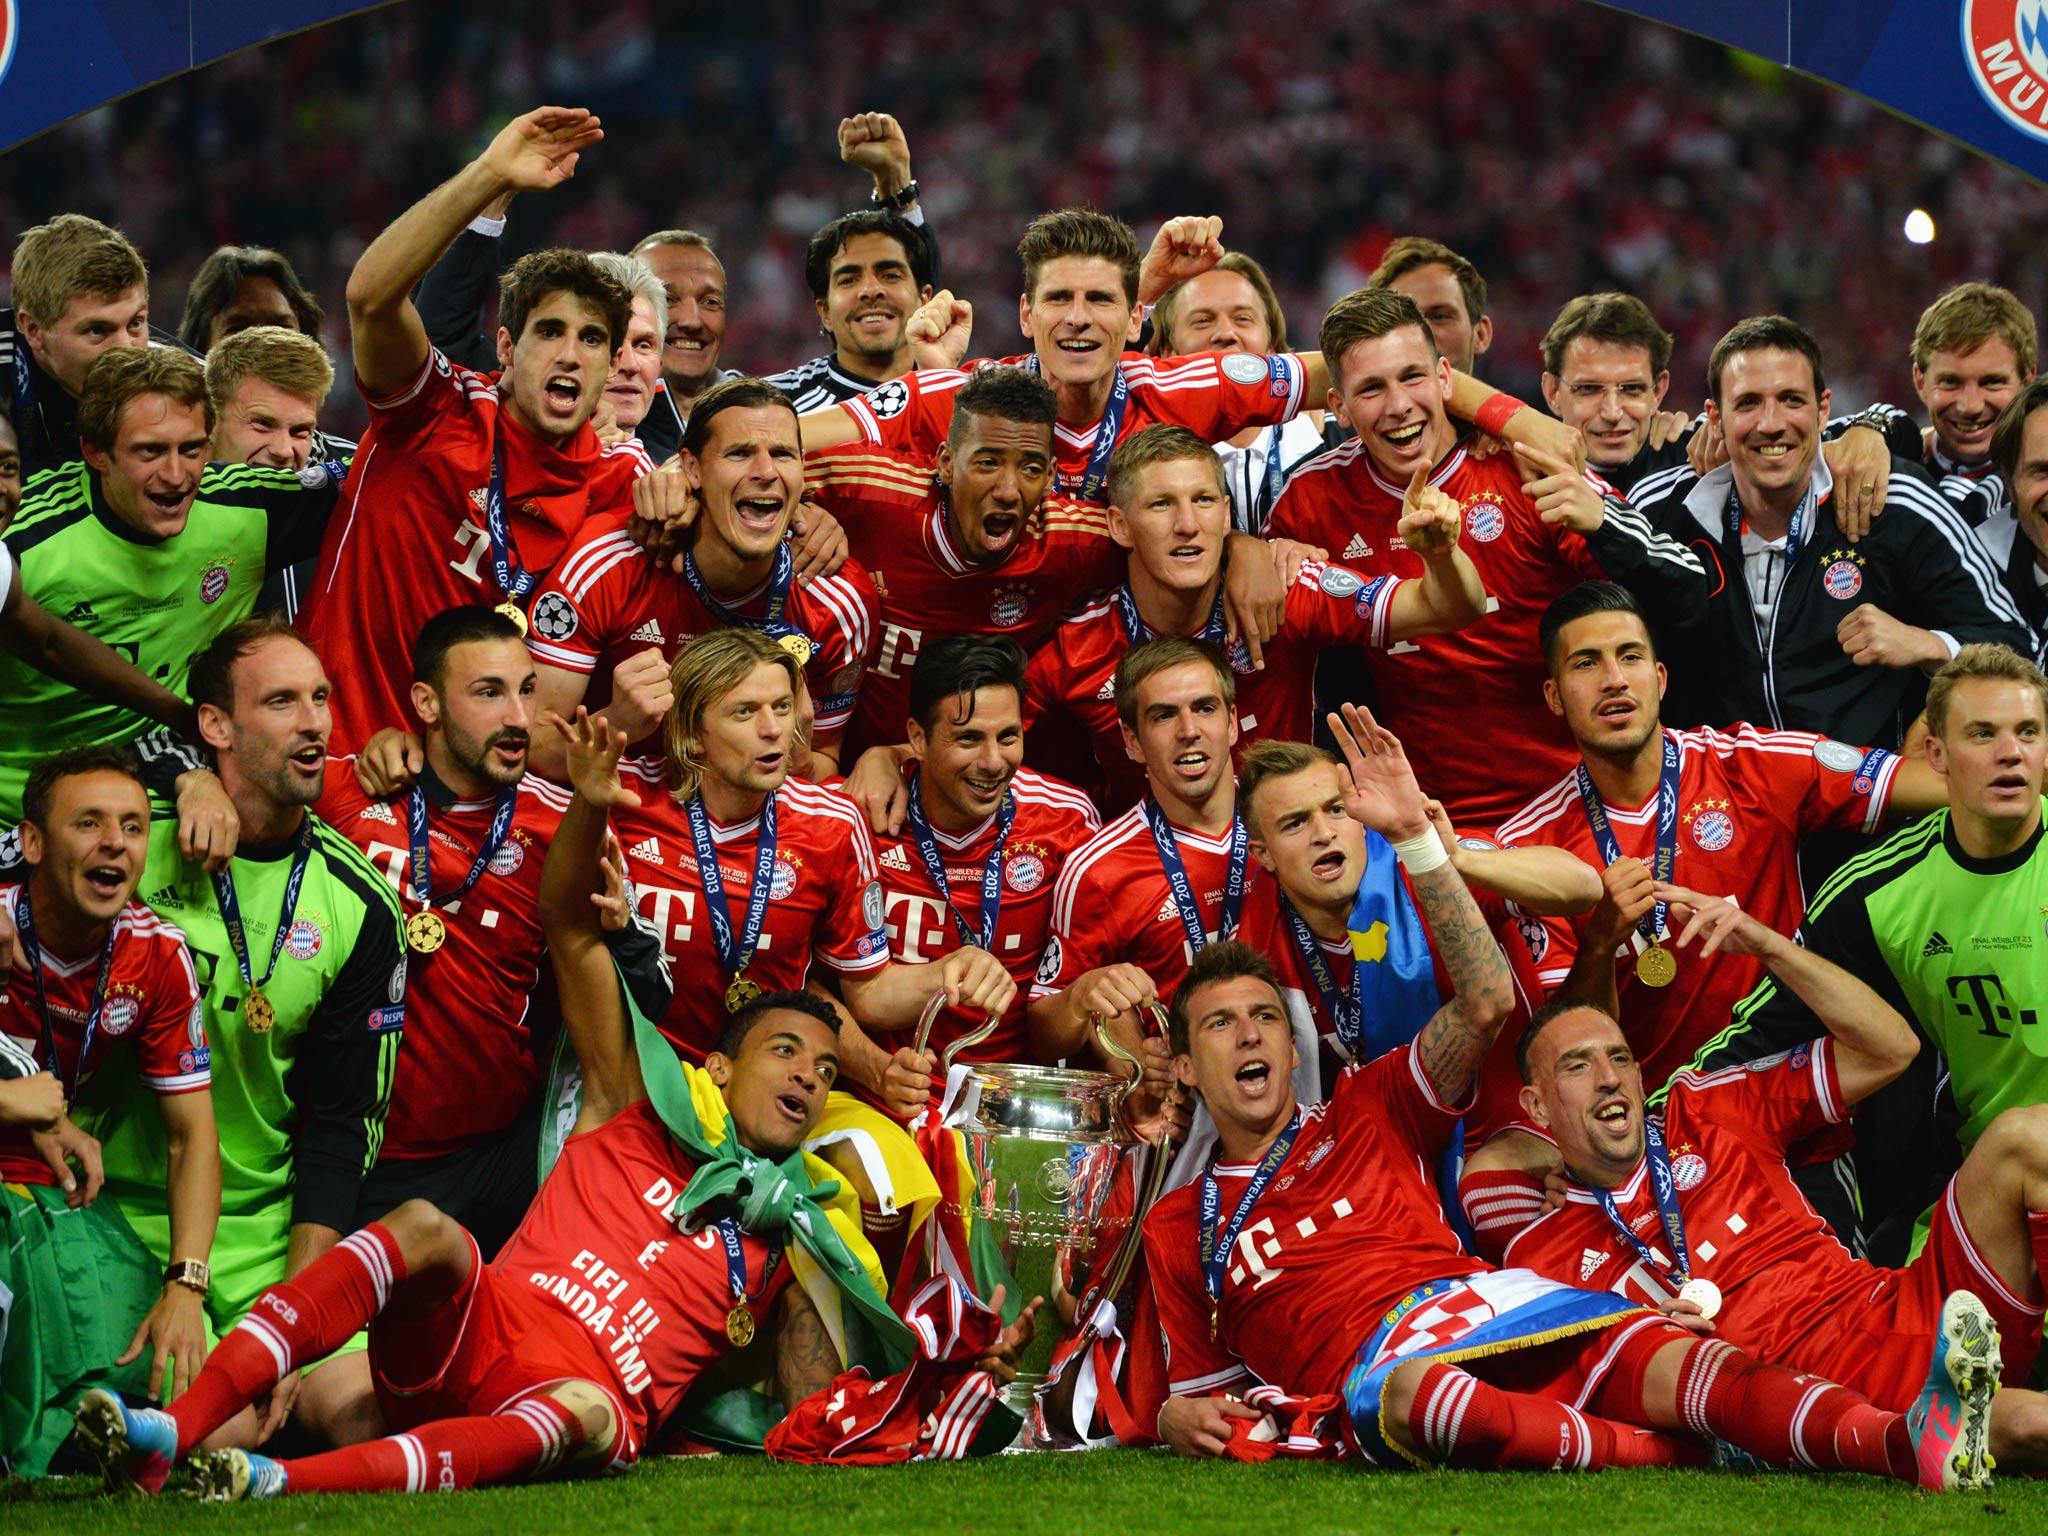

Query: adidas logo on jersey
627,836,663,864
63,601,97,624
1579,1248,1607,1281
879,844,913,872
1155,893,1182,924
144,884,184,910
360,801,398,824
1923,930,1953,959
628,619,665,645
1095,678,1117,701
1342,533,1374,560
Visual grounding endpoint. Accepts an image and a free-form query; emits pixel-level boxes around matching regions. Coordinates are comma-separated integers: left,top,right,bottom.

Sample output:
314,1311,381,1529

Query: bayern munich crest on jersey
1963,2,2048,143
989,586,1031,627
1464,501,1505,542
530,592,578,641
1004,850,1046,893
865,379,911,419
1689,809,1734,852
488,840,525,877
199,561,232,604
769,855,800,901
1820,559,1863,600
1669,1151,1709,1190
286,918,324,960
102,993,140,1037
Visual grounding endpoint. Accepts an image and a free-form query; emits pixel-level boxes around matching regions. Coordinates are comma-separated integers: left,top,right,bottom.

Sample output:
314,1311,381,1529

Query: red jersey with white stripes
298,348,652,753
803,447,1124,753
1503,1042,1863,1367
611,768,890,1062
837,352,1308,505
528,510,881,750
1142,1045,1476,1397
1267,441,1608,830
494,1099,793,1459
1494,725,1899,1093
1022,560,1403,813
317,769,567,1160
1032,800,1261,1002
1237,867,1542,1143
0,887,208,1185
865,767,1099,1062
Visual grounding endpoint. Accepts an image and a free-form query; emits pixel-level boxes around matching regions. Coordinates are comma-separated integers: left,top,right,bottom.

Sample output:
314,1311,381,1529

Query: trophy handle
1091,1011,1145,1117
911,989,948,1059
940,1013,1000,1072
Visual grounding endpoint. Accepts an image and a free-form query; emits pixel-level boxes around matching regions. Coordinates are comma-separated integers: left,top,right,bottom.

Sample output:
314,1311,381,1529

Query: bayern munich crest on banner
1964,2,2048,143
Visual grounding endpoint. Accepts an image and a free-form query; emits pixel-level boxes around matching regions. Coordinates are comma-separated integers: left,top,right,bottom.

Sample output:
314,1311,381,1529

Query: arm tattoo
774,1282,841,1412
1407,860,1515,1103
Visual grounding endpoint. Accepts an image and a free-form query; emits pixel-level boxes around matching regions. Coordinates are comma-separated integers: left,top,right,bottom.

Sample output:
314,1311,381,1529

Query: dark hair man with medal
1141,940,1996,1490
857,635,1100,1116
301,105,652,757
61,617,405,1452
0,746,218,1477
319,606,566,1260
1507,886,2046,1472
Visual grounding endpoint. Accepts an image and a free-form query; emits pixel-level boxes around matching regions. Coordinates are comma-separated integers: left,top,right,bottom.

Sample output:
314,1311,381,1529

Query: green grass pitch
9,1452,2045,1534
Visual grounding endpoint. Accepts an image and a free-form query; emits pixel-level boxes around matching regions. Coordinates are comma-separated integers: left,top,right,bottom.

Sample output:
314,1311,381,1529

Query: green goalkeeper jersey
72,811,405,1323
0,459,336,819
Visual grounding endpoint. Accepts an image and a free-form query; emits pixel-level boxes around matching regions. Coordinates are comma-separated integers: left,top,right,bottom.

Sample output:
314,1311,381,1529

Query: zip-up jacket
1625,456,2035,747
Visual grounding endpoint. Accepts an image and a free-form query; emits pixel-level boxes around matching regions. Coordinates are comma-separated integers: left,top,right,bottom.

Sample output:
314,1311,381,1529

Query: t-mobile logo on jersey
448,519,492,585
872,622,924,680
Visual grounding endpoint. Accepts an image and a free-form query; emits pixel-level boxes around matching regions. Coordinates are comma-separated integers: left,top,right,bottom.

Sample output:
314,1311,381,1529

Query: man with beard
320,607,565,1255
65,618,405,1449
528,377,880,777
301,105,651,754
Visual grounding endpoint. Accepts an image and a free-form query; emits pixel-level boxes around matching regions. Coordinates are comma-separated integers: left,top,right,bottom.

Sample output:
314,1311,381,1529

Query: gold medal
495,601,530,636
1635,942,1676,989
775,632,813,668
1677,1277,1722,1321
406,909,447,954
724,1302,756,1348
244,989,275,1034
725,975,763,1013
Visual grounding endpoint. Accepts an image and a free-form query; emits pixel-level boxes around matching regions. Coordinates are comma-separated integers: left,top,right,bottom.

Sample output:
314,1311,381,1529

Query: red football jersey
1238,868,1543,1144
1267,440,1608,830
803,448,1125,753
1502,1042,1862,1368
529,510,881,749
494,1099,793,1459
612,768,891,1062
298,349,653,753
865,767,1100,1062
1142,1046,1477,1397
1032,801,1262,1003
1494,725,1899,1093
838,352,1308,504
1,889,207,1185
318,769,568,1159
1023,560,1404,813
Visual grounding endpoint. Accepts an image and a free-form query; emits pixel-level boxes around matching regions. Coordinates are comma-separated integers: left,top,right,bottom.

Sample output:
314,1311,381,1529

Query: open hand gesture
543,708,643,812
481,107,603,192
1326,702,1429,838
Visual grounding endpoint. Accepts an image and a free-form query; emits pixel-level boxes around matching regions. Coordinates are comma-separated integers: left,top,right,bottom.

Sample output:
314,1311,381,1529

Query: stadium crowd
2,3,2048,1505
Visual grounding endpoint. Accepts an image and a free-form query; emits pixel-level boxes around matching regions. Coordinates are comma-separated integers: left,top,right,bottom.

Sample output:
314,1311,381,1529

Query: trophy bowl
943,1058,1138,1425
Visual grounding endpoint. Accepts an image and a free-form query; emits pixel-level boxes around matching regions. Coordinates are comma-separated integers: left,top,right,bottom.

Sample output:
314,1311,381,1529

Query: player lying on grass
73,708,1033,1498
1505,884,2048,1468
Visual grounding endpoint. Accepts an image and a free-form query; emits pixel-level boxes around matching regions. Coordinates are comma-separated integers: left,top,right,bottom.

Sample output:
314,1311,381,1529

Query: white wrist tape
1391,829,1450,875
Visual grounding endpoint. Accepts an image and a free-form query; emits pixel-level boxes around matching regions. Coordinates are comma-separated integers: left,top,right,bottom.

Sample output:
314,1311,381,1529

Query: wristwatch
870,179,919,212
165,1258,211,1296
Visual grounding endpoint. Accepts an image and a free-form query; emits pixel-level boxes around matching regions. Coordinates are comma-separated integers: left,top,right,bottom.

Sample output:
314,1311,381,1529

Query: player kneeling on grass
1144,940,2000,1488
1505,884,2048,1470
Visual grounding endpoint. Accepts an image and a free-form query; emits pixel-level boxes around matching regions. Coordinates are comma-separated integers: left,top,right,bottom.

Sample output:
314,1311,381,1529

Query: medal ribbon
1112,582,1229,649
482,428,535,608
1281,894,1363,1052
1722,477,1816,568
683,792,780,979
1141,798,1248,956
903,770,1013,951
406,784,518,914
680,541,807,646
715,1210,782,1309
1574,731,1681,948
1590,1119,1694,1286
10,887,118,1097
209,819,318,999
1024,354,1129,502
1199,1109,1302,1320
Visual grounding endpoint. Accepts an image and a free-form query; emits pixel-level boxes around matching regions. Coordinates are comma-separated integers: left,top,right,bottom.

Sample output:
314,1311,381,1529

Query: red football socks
280,1396,586,1494
1402,1361,1697,1469
168,1224,409,1455
1665,1338,1911,1479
